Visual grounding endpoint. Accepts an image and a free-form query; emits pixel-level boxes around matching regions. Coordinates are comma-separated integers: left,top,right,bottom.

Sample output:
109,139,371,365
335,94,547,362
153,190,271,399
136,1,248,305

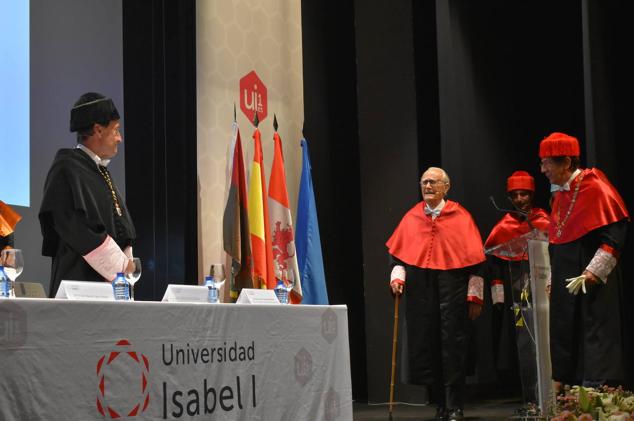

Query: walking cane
388,293,400,416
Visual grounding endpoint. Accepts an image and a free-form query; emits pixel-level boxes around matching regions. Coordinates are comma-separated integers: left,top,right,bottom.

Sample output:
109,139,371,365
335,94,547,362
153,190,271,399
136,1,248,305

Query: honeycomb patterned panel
196,0,304,296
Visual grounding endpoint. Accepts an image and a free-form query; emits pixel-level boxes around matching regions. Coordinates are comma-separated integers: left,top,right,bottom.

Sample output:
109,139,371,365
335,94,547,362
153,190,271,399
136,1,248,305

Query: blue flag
295,138,328,304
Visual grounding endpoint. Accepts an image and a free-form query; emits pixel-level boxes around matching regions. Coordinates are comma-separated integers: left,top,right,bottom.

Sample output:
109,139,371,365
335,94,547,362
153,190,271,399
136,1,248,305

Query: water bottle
205,275,218,303
0,266,8,298
274,278,288,304
112,272,129,301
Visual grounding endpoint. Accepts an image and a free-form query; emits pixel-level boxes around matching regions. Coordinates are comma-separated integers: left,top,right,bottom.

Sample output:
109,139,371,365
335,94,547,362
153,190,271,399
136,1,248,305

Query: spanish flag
248,128,275,289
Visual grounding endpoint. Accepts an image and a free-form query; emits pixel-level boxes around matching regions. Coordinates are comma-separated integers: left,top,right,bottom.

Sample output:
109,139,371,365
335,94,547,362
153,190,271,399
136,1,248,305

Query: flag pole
388,293,400,416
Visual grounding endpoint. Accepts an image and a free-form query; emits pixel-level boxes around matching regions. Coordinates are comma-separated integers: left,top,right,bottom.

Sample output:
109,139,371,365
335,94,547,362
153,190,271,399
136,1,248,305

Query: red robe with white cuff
547,168,629,384
386,200,485,400
485,208,551,304
477,208,550,389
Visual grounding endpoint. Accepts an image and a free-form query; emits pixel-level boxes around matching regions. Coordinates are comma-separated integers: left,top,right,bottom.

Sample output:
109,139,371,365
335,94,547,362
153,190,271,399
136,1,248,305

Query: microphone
489,196,535,230
489,196,529,218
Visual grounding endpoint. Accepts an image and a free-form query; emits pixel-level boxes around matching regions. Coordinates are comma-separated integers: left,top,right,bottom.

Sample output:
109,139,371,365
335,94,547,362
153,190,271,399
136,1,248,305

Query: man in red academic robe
386,167,485,421
539,132,629,388
481,171,550,406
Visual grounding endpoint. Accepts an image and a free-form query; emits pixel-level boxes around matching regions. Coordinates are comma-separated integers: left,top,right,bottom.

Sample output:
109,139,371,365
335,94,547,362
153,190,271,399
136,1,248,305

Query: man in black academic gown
39,92,136,297
539,132,629,389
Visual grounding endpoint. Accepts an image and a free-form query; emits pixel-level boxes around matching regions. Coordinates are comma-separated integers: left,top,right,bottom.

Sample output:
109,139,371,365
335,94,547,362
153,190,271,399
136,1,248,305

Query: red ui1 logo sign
239,70,267,123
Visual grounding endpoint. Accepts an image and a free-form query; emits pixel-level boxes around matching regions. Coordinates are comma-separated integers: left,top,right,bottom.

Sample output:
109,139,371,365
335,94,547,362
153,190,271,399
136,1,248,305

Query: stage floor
353,396,524,420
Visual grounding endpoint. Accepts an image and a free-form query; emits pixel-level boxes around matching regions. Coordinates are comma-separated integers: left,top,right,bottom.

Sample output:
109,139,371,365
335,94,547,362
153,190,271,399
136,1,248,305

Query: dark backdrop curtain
119,0,634,402
122,0,198,300
347,0,634,402
301,0,367,401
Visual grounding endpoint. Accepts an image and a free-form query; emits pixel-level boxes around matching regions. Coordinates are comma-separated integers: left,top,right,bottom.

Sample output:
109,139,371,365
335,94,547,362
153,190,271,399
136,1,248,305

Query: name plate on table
236,288,280,304
14,282,47,298
162,284,209,303
55,280,114,301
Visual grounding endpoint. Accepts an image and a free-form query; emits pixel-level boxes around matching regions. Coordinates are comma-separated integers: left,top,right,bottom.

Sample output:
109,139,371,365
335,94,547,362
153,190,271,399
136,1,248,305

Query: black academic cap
69,92,120,132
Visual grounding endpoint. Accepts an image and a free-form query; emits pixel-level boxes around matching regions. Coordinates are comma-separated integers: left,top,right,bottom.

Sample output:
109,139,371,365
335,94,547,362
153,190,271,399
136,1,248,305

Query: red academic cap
539,132,580,158
507,171,535,192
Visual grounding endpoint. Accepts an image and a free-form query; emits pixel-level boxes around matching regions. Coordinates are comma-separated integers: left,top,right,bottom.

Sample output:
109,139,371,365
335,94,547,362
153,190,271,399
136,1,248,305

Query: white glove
565,275,587,295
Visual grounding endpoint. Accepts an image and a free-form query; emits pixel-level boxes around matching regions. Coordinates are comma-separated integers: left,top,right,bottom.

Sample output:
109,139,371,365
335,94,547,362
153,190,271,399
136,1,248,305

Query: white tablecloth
0,299,352,420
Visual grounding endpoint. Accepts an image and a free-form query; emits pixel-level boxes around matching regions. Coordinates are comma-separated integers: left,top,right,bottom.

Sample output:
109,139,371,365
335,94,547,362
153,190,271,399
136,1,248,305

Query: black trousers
405,267,469,408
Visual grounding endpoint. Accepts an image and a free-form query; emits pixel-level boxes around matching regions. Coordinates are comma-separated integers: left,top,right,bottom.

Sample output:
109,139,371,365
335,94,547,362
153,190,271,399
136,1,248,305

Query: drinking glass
209,263,226,300
125,257,142,301
1,248,24,298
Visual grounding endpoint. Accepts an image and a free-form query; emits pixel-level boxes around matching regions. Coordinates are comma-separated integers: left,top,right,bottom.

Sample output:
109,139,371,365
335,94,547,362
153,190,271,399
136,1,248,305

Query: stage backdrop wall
196,0,304,289
1,0,124,294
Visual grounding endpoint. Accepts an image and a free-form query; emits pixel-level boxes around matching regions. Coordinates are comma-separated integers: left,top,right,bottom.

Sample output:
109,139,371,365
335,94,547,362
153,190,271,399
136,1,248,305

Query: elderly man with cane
386,167,485,421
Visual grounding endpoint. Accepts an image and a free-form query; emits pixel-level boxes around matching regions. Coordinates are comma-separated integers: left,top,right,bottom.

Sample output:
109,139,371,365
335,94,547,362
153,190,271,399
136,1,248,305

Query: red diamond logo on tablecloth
96,339,150,418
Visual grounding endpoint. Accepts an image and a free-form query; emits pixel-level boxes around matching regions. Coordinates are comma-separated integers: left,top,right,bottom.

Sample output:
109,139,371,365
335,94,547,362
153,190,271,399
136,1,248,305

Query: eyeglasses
420,179,445,186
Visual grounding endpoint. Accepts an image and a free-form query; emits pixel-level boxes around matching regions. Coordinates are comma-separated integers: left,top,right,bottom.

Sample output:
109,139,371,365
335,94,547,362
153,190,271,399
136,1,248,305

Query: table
0,299,352,420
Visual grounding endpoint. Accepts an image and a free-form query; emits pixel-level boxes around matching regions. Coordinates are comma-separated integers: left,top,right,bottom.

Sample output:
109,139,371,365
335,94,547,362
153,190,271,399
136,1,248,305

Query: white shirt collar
424,199,445,219
76,143,111,167
550,169,581,192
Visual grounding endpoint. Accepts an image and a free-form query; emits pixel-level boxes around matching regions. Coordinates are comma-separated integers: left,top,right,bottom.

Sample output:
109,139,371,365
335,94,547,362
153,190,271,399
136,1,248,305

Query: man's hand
468,302,482,320
390,281,403,296
582,270,600,285
0,250,15,267
125,258,136,275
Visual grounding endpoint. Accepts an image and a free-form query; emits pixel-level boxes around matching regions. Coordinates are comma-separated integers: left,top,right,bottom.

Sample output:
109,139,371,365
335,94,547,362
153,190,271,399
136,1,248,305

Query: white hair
421,167,450,185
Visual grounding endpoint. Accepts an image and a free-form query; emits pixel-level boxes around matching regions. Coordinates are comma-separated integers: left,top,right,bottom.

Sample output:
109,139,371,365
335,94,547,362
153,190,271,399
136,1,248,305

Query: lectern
485,229,551,416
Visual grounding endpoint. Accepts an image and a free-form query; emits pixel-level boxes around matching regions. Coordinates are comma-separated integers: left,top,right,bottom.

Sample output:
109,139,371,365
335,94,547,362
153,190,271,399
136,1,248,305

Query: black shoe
514,402,539,417
434,406,447,421
446,408,464,421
